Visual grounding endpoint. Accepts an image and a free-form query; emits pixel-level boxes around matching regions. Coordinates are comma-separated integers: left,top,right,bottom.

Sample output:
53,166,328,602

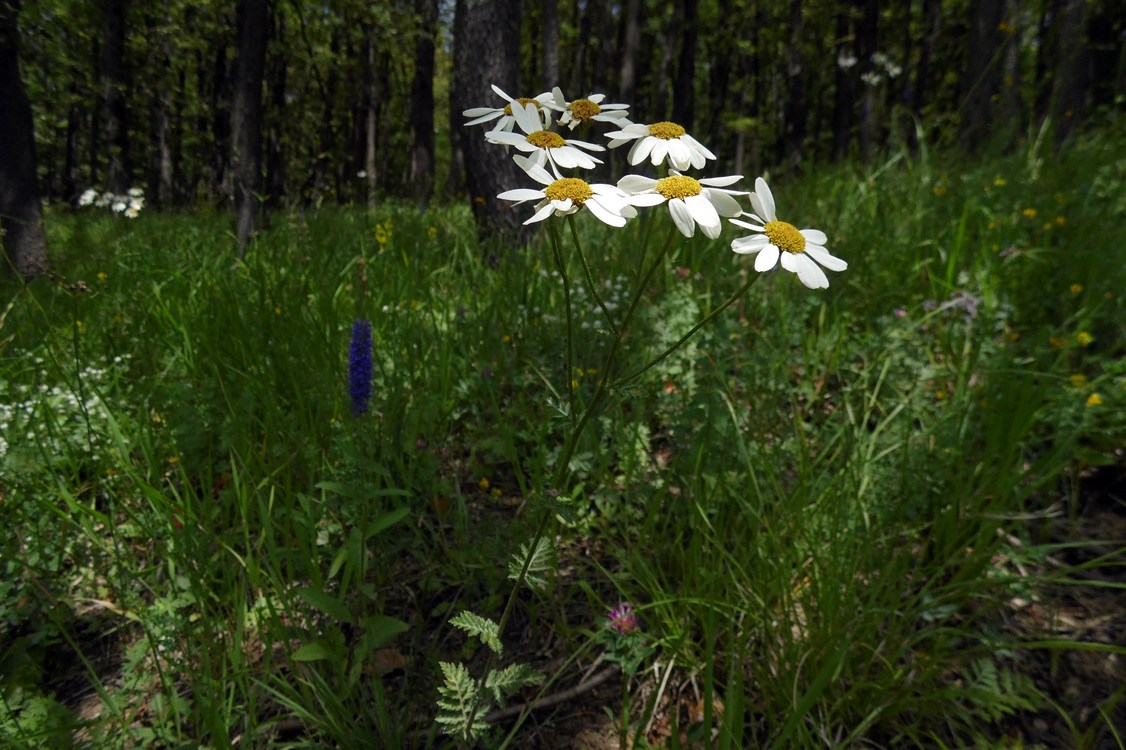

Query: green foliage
449,611,502,655
506,537,555,591
435,661,491,741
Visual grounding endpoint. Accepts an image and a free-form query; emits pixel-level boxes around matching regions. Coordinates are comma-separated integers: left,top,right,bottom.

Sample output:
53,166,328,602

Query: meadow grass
2,123,1124,748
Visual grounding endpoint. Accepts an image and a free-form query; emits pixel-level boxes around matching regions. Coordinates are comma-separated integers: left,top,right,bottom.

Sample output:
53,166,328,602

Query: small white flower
605,121,716,171
78,189,97,206
127,187,144,198
463,84,556,132
837,52,858,70
550,87,631,130
486,102,604,179
885,62,902,79
356,170,367,179
498,155,639,227
729,177,847,289
860,71,883,87
124,207,139,219
618,171,745,239
111,200,127,213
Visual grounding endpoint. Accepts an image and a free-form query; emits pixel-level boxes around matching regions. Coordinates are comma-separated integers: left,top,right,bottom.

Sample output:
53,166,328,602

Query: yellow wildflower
1070,284,1083,295
993,177,1006,186
1069,374,1087,388
479,477,490,490
1077,331,1093,347
1022,208,1037,219
1086,393,1103,408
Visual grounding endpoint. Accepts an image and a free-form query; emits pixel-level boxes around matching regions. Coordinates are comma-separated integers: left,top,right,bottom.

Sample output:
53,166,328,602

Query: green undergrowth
2,124,1124,748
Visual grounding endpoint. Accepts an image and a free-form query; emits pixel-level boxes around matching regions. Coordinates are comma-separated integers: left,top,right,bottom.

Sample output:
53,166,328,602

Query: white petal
513,155,555,185
700,174,744,188
629,136,656,165
498,188,545,203
550,198,573,212
588,93,606,103
792,254,830,288
754,244,780,270
683,133,716,160
512,102,542,135
805,244,848,272
729,218,765,231
731,235,769,254
486,130,527,146
626,193,668,207
463,107,499,117
754,178,776,221
649,139,669,166
666,139,692,170
563,138,605,151
668,199,696,238
617,174,657,193
463,111,503,127
706,190,744,218
685,194,721,232
585,198,628,227
800,228,827,245
491,84,513,102
525,202,556,224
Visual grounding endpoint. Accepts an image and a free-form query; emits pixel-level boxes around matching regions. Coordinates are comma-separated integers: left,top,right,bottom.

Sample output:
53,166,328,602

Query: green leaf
485,662,544,704
360,614,409,648
367,505,410,537
506,538,554,590
449,611,502,655
297,587,353,624
291,640,338,662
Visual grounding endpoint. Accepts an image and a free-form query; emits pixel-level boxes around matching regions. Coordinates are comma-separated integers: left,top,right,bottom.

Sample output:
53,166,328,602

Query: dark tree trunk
856,0,879,160
0,0,48,279
1048,0,1090,146
704,0,733,154
541,0,558,88
959,0,1005,151
831,6,853,160
409,0,437,208
781,0,806,171
364,33,378,207
672,0,698,130
452,0,531,252
265,12,286,207
100,0,128,191
230,0,268,251
63,89,79,200
911,0,941,129
618,0,642,107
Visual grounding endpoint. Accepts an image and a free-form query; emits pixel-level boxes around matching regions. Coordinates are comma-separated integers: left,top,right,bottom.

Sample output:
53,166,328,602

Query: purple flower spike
607,602,639,636
349,319,373,415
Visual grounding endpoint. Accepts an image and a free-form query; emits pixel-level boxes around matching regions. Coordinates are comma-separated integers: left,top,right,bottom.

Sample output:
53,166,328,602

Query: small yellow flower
1086,393,1103,408
1055,216,1066,227
1022,208,1037,219
1070,283,1083,295
1077,331,1093,347
1049,336,1066,348
1069,374,1087,388
502,334,512,344
1043,222,1053,231
491,488,502,499
97,272,108,281
932,185,948,197
274,306,282,315
428,226,438,238
479,477,490,490
993,177,1006,187
987,220,998,230
1007,331,1021,342
935,389,947,401
75,320,84,332
168,455,179,465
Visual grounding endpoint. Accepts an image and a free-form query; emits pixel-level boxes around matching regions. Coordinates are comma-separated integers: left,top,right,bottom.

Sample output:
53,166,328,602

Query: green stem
567,215,620,335
613,271,761,389
547,221,576,423
464,226,678,737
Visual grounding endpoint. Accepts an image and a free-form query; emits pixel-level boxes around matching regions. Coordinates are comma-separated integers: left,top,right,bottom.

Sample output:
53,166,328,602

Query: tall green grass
2,122,1124,748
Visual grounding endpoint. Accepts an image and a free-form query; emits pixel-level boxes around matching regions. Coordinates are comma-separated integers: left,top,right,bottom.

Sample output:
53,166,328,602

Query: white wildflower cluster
860,52,903,86
463,84,847,288
0,355,131,468
78,186,145,218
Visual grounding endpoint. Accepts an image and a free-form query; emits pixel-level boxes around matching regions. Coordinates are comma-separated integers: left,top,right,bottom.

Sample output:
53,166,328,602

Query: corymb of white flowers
730,177,847,289
462,84,556,132
498,155,639,227
485,102,606,179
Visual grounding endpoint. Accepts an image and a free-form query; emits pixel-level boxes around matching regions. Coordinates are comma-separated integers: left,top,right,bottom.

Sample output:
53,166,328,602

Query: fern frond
485,662,545,705
449,611,502,655
506,538,555,590
435,661,491,740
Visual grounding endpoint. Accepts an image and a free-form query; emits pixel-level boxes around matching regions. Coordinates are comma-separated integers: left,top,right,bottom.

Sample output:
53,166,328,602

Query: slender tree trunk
409,0,437,209
265,12,286,207
541,0,558,88
1048,0,1090,146
0,0,48,279
63,89,79,200
856,0,879,161
452,0,530,253
618,0,642,106
782,0,806,171
100,0,128,191
364,33,378,207
672,0,698,129
230,0,268,251
910,0,940,142
831,6,853,160
959,0,1005,151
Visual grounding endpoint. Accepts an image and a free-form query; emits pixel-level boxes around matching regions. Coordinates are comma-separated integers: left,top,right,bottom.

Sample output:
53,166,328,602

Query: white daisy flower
78,188,97,206
618,171,745,239
462,84,555,132
111,200,127,213
605,121,716,171
498,155,637,227
486,102,605,179
550,87,631,130
729,177,847,289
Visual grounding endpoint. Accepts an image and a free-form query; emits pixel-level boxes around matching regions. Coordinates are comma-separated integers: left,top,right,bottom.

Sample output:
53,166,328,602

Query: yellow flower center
503,97,540,116
544,178,593,205
648,121,687,140
764,220,806,254
569,99,602,122
655,175,702,200
526,130,566,149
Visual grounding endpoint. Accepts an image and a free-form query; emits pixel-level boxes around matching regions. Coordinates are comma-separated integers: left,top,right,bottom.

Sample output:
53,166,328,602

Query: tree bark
541,0,558,88
618,0,642,107
856,0,879,161
409,0,437,209
959,0,1005,151
781,0,806,171
452,0,531,253
672,0,698,130
1048,0,1090,147
230,0,268,251
0,0,48,279
100,0,128,192
831,6,853,160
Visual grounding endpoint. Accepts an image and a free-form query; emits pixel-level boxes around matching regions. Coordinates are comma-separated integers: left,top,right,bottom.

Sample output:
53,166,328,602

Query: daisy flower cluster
78,186,145,218
463,85,846,288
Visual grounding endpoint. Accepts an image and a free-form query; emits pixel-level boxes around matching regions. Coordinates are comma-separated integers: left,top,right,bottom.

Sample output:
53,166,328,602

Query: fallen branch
485,664,621,723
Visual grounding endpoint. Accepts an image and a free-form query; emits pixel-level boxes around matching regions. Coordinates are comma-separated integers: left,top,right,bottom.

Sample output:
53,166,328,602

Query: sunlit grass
2,125,1124,747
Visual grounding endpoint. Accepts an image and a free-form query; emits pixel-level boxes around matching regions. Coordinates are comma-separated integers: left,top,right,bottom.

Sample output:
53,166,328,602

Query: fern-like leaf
506,538,554,590
435,661,491,740
531,490,577,525
485,663,545,705
449,611,502,655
